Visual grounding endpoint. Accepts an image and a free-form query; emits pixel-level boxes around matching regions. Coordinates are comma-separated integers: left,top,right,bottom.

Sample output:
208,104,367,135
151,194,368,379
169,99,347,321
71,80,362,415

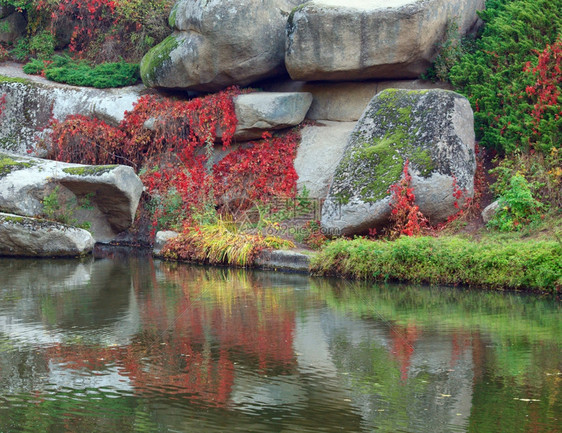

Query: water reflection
0,252,560,433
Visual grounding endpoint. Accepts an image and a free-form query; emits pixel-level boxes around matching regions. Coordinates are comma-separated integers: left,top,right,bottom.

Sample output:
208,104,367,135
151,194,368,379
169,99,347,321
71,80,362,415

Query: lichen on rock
322,88,476,235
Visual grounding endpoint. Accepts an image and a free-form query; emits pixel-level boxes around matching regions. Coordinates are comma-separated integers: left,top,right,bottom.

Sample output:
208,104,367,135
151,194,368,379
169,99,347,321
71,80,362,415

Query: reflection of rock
0,212,94,257
0,152,143,242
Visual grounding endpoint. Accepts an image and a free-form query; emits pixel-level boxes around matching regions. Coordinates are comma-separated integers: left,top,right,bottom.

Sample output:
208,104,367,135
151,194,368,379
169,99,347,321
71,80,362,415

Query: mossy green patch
140,34,179,86
168,3,178,28
62,165,118,176
0,154,35,178
334,89,437,204
0,74,30,85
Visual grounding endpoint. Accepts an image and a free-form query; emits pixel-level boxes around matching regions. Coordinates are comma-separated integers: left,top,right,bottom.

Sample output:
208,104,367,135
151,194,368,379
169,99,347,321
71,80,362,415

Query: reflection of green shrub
23,55,140,88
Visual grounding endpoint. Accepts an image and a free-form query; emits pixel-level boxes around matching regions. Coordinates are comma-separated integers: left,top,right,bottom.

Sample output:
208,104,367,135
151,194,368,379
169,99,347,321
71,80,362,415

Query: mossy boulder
321,89,476,235
0,212,94,257
0,152,143,242
140,0,305,91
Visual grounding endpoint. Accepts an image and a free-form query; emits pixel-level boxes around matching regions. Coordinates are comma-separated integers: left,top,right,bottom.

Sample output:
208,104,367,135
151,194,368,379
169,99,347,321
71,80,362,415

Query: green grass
311,234,562,293
23,55,140,88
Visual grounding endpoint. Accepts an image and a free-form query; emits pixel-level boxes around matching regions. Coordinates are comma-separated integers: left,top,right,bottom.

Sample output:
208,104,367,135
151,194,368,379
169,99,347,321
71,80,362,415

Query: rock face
322,89,476,236
294,121,355,199
262,79,452,122
0,64,142,154
285,0,485,81
0,153,143,242
0,11,26,43
231,92,312,141
153,230,180,256
0,212,94,257
140,0,304,91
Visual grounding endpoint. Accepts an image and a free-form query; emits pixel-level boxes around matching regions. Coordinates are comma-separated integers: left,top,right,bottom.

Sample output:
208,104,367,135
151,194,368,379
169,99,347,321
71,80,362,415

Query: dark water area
0,248,560,433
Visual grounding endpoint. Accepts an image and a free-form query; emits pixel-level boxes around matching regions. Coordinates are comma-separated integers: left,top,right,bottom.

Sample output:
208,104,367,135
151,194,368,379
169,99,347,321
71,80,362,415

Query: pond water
0,248,560,433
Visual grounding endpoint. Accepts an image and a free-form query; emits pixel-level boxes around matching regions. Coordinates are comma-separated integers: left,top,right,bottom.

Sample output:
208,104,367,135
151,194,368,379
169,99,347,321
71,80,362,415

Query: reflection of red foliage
42,268,296,407
389,324,420,380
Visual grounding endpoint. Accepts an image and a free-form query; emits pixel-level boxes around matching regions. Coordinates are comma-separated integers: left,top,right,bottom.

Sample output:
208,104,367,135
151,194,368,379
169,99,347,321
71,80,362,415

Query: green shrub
24,55,140,88
487,173,544,231
448,0,562,154
28,30,55,59
311,236,562,292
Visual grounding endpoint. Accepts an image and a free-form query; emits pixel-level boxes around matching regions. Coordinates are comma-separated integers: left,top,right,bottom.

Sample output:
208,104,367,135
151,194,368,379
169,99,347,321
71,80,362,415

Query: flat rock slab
322,88,476,236
231,92,313,141
0,152,143,242
285,0,485,81
294,120,355,199
0,212,94,257
254,249,311,272
0,62,143,154
141,0,305,91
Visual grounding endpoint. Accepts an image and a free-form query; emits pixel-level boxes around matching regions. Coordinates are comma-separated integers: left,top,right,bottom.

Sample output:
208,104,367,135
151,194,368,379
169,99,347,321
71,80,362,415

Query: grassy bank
310,235,562,293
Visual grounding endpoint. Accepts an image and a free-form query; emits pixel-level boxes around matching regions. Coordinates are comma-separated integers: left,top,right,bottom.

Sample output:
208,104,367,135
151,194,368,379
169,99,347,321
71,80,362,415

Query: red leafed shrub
0,93,6,118
387,160,428,238
213,131,300,206
524,38,562,152
46,87,300,231
47,115,125,165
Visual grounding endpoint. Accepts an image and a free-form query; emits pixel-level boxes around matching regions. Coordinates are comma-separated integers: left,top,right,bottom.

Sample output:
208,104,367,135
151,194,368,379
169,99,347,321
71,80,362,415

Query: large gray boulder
0,152,143,242
140,0,304,91
321,89,476,236
0,11,26,43
0,63,142,154
285,0,485,81
0,212,94,257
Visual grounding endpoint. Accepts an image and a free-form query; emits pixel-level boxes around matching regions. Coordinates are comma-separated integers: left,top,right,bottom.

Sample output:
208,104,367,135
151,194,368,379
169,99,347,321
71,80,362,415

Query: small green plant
42,185,93,230
488,173,544,231
28,30,55,59
423,19,471,82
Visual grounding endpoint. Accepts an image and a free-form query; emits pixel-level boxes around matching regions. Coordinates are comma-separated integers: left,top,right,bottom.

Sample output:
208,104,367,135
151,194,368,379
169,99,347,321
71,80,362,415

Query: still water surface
0,248,560,433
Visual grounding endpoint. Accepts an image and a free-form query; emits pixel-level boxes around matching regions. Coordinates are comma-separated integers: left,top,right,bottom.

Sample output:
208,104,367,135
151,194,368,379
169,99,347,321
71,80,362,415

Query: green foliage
24,55,140,88
28,30,55,59
10,37,30,61
311,236,562,292
488,174,544,231
447,0,562,154
42,185,92,230
423,19,472,82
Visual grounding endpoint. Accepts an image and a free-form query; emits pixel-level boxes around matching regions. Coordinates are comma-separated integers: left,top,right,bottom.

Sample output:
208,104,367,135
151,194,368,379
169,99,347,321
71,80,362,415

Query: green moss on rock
140,34,179,86
0,154,36,178
63,165,118,176
333,89,438,204
0,74,30,84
